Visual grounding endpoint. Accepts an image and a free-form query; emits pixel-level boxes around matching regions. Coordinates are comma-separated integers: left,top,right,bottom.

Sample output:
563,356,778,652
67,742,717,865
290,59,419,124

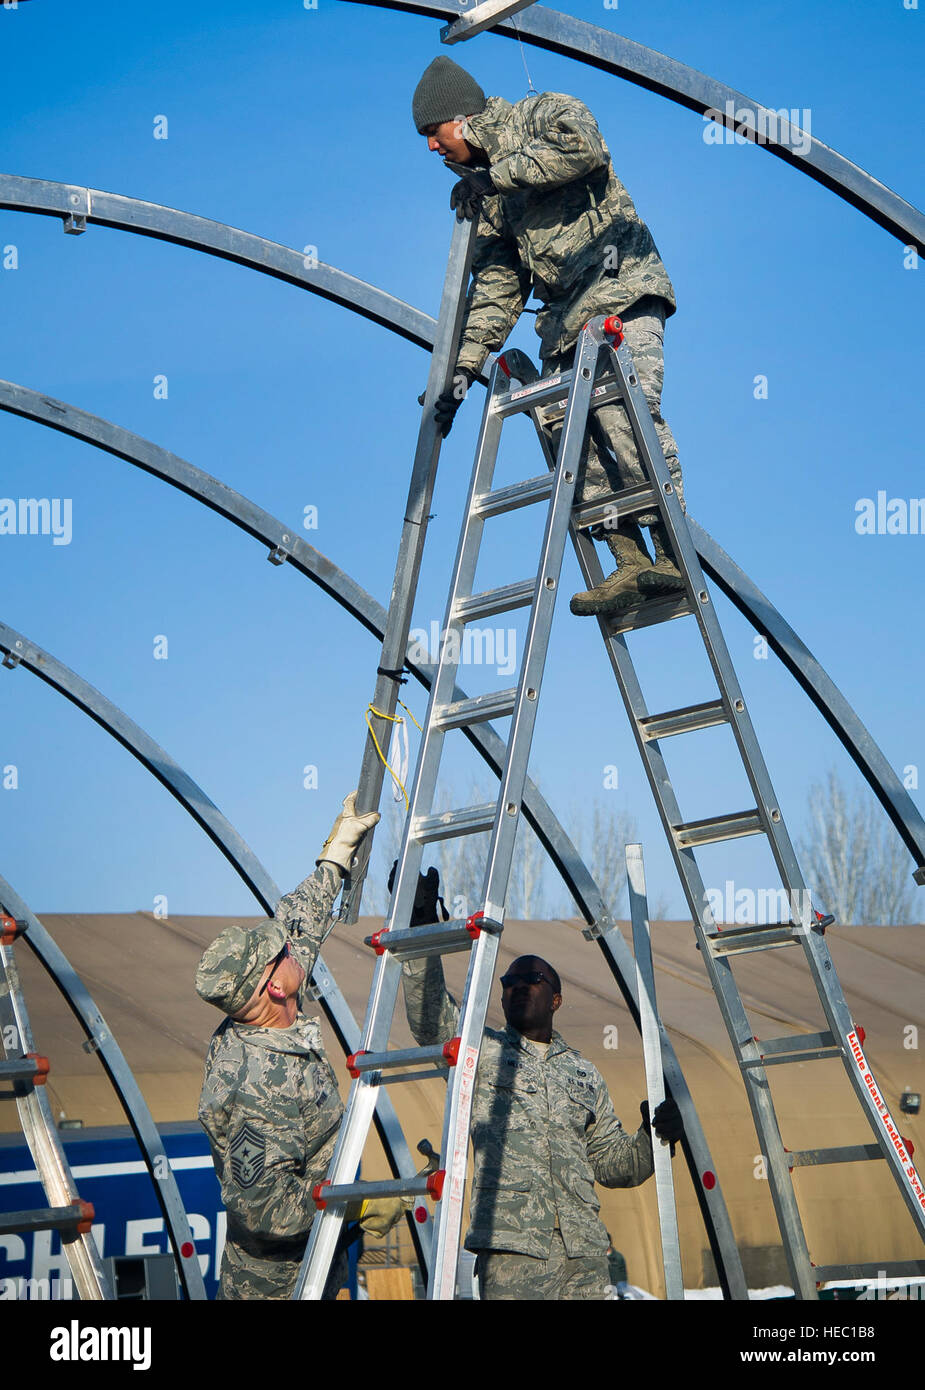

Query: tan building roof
4,910,923,1294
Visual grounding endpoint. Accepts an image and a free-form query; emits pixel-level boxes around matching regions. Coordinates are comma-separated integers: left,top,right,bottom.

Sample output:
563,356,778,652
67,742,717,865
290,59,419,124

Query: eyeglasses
500,970,555,990
258,940,291,995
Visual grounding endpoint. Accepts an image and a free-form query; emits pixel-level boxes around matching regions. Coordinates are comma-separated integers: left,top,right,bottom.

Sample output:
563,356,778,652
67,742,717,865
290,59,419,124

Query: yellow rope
365,701,422,810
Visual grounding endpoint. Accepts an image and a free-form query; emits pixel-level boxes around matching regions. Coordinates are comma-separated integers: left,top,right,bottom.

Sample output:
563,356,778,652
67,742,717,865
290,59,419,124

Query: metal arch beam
0,618,434,1274
8,377,925,1285
0,391,749,1299
343,0,925,254
3,376,922,880
0,876,207,1301
0,175,436,352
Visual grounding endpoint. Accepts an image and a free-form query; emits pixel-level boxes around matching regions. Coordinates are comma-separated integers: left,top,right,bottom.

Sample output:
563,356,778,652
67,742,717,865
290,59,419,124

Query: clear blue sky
1,0,922,922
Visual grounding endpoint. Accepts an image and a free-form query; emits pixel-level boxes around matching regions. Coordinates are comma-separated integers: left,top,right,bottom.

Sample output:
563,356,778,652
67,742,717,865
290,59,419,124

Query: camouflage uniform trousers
544,296,683,529
476,1229,610,1301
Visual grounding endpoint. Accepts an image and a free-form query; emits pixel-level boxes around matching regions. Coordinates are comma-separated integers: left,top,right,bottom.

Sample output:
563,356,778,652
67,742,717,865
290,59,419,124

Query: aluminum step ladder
503,319,925,1298
295,320,624,1301
0,913,113,1299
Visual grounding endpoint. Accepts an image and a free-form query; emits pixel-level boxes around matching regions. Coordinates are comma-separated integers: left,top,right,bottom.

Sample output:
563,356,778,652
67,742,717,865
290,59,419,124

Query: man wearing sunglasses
402,927,682,1300
195,792,385,1300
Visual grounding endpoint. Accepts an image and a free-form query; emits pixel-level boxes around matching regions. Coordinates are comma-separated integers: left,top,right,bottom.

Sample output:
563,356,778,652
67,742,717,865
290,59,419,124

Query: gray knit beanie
412,56,487,133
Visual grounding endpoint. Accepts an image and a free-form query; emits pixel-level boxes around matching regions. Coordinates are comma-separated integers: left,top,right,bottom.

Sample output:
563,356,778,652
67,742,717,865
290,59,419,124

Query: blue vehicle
0,1122,223,1299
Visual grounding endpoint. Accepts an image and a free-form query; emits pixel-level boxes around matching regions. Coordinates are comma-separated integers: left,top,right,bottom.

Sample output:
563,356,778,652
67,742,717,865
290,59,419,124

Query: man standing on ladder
195,793,404,1299
400,876,683,1300
413,56,685,614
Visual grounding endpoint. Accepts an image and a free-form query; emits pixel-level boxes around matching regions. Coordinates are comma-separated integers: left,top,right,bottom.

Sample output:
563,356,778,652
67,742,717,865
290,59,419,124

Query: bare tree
507,815,548,919
796,768,921,925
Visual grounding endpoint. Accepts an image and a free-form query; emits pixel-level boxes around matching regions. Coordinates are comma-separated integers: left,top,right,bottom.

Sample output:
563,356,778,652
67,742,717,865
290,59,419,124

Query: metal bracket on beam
914,865,925,887
582,913,617,941
441,0,538,44
267,541,290,566
62,186,91,235
2,646,22,670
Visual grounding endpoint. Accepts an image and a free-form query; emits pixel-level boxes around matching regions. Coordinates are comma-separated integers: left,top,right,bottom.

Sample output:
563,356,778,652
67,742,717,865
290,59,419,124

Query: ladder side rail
426,326,608,1296
372,357,514,1037
0,942,113,1300
626,845,684,1300
340,216,479,925
604,335,925,1245
297,359,515,1300
588,591,819,1298
525,351,818,1297
523,385,749,1301
807,959,925,1238
604,335,816,930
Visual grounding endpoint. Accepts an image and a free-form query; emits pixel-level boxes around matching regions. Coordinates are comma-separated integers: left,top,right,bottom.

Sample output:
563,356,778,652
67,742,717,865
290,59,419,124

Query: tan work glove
316,791,380,874
343,1196,412,1237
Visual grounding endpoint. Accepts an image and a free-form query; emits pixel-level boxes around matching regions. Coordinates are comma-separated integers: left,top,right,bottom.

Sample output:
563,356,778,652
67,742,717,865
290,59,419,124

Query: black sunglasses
500,970,555,990
258,940,291,995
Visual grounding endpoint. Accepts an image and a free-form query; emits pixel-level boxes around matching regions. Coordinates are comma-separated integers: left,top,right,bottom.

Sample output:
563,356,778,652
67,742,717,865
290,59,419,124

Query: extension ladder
514,319,925,1297
298,314,924,1300
0,913,112,1298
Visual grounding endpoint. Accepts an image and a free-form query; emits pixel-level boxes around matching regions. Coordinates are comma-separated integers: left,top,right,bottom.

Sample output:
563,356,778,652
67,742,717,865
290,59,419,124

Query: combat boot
637,521,685,595
569,525,653,616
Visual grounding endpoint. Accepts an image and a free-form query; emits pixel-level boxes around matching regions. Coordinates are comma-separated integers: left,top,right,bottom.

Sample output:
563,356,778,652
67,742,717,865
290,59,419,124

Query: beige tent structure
4,909,922,1296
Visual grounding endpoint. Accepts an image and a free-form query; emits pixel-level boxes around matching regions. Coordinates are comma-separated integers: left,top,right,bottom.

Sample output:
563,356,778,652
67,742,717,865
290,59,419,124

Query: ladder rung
492,367,572,418
0,1200,94,1237
573,483,660,530
788,1144,883,1168
605,592,692,635
674,810,764,848
366,916,490,960
812,1260,925,1282
639,699,729,742
472,475,553,519
454,580,535,624
741,1044,840,1066
0,1054,50,1085
434,688,518,731
412,803,496,843
540,375,626,425
708,924,797,957
754,1031,837,1057
346,1040,459,1078
314,1173,444,1209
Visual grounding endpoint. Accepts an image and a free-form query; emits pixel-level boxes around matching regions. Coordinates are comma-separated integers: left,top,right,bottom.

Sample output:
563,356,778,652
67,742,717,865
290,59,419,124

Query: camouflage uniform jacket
198,864,344,1298
454,92,676,377
402,956,653,1260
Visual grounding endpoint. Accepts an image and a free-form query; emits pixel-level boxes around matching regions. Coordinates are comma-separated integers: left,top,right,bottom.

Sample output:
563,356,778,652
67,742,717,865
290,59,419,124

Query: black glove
449,169,495,222
432,368,475,438
388,862,449,927
640,1097,684,1146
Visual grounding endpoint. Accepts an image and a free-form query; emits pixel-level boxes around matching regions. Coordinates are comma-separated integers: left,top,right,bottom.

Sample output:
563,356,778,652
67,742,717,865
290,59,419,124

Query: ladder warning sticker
847,1030,925,1214
438,1044,480,1300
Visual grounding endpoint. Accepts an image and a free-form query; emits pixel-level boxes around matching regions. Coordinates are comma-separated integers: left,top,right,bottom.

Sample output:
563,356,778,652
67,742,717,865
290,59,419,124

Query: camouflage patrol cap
195,920,289,1016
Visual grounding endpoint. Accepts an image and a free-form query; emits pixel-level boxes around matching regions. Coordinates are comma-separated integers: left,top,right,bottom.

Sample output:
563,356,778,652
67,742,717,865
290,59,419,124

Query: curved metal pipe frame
3,372,922,879
3,18,921,1282
8,366,924,1287
0,876,206,1300
344,0,925,253
0,618,436,1281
